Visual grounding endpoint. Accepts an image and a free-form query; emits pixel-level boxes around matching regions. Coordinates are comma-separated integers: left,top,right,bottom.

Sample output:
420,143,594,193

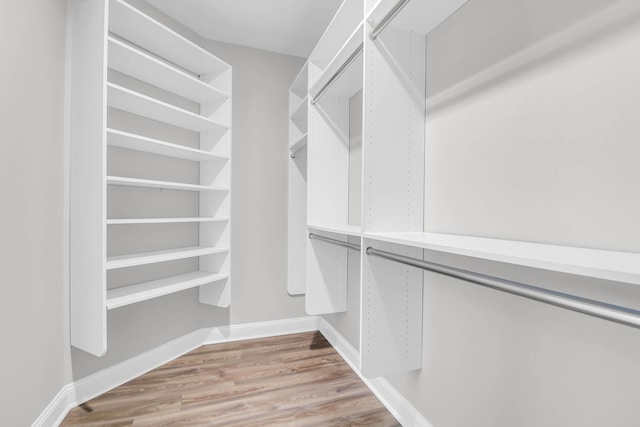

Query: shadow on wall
426,0,640,114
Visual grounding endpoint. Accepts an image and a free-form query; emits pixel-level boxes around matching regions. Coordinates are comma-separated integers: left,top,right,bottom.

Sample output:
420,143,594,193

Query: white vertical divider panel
288,153,307,295
70,0,108,357
361,238,423,377
199,69,232,307
288,63,309,295
360,22,426,376
305,60,351,314
306,232,349,315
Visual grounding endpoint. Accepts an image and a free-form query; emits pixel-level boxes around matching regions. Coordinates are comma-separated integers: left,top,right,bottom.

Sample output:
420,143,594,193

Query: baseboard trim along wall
34,316,427,427
316,317,432,427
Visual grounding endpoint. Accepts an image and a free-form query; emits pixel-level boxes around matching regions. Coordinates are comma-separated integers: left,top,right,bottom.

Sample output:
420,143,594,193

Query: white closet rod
309,233,361,251
366,246,640,329
369,0,411,40
310,44,363,105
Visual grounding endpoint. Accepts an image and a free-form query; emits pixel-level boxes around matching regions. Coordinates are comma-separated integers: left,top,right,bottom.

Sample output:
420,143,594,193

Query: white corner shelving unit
70,0,232,356
288,62,309,295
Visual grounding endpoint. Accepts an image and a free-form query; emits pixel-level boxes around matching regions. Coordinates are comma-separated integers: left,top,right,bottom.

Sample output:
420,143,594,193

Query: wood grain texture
62,332,400,426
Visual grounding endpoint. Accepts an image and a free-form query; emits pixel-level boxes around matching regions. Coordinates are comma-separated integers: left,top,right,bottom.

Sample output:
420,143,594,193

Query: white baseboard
32,384,75,427
33,316,318,427
317,317,433,427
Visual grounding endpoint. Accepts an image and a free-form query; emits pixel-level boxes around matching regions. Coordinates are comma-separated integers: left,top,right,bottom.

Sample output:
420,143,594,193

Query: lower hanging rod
366,247,640,329
309,233,361,251
290,144,306,159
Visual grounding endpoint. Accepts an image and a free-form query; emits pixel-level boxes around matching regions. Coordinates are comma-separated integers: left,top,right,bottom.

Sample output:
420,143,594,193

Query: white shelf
107,83,228,134
310,22,364,101
107,246,228,270
364,232,640,285
108,0,229,76
367,0,469,37
290,96,308,131
289,133,308,153
107,37,228,105
107,129,228,163
107,176,229,192
308,223,362,237
309,0,363,70
107,217,228,225
106,271,228,309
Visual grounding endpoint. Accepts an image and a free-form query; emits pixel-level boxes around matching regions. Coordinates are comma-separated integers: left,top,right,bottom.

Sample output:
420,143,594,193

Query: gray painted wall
0,0,70,425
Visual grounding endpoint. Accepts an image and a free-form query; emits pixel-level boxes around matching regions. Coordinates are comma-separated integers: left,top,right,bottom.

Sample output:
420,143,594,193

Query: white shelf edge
308,223,362,237
309,21,364,99
106,83,228,133
107,176,229,192
106,246,228,270
109,0,230,76
106,271,228,309
289,96,308,120
106,128,228,163
107,36,229,104
363,231,640,285
107,217,229,225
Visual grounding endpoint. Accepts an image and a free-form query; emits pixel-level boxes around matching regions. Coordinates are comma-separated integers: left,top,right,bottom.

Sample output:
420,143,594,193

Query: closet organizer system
70,0,232,356
288,0,640,378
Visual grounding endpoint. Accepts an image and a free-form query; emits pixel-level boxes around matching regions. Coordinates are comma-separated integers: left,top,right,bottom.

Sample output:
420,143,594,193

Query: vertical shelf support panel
306,233,349,314
288,63,309,295
360,22,426,375
361,239,423,377
70,0,108,357
199,69,232,307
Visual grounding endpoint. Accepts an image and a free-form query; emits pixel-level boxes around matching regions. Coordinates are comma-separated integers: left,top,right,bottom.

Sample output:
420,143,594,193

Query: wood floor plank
62,331,400,426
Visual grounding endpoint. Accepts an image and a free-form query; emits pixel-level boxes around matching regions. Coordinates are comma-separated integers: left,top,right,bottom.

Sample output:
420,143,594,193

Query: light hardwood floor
62,331,400,426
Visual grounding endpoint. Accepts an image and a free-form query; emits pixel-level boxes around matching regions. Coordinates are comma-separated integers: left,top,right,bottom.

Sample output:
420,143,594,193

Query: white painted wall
0,0,70,425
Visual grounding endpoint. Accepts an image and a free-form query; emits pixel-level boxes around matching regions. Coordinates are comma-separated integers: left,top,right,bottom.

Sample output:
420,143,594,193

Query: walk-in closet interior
4,0,640,425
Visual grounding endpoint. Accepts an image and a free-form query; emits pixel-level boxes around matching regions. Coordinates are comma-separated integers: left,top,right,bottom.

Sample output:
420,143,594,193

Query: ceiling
147,0,343,58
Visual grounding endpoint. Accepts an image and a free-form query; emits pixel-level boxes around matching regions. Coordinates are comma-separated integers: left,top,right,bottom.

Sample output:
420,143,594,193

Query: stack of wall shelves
290,0,640,379
70,0,232,356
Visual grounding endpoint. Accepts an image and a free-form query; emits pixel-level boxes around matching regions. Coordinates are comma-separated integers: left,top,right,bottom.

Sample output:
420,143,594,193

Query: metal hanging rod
309,233,361,251
310,43,364,105
290,144,307,159
366,247,640,329
369,0,411,40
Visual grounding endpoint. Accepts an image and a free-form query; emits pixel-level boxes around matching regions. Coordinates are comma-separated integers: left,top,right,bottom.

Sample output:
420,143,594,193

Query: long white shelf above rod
107,83,228,134
109,0,229,76
107,129,228,163
107,176,229,192
107,36,229,105
107,217,228,225
107,246,227,270
366,246,640,329
107,271,228,309
364,231,640,286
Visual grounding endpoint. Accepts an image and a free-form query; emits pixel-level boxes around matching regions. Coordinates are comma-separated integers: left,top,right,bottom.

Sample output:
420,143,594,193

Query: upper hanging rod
309,233,361,251
310,43,363,105
366,246,640,329
290,144,307,159
369,0,411,40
